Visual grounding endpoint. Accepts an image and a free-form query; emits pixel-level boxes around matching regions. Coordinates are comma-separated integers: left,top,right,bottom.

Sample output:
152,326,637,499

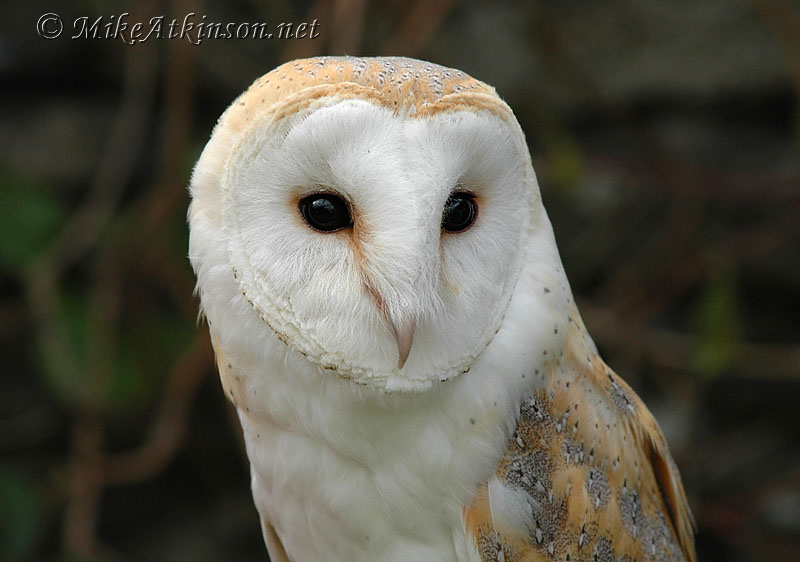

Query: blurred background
2,0,799,560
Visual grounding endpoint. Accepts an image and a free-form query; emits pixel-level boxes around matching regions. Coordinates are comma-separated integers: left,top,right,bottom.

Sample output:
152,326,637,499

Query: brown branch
61,415,103,557
101,332,213,485
97,0,205,486
22,0,199,555
50,20,160,559
23,6,159,411
30,31,158,276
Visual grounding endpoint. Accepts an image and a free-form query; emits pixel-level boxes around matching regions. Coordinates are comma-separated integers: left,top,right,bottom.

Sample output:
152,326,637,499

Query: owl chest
237,409,481,562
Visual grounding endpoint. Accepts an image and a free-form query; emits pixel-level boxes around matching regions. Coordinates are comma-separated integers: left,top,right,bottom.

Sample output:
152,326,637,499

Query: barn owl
188,56,696,562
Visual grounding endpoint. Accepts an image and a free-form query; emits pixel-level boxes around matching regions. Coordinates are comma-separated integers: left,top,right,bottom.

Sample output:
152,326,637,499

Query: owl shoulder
464,338,696,562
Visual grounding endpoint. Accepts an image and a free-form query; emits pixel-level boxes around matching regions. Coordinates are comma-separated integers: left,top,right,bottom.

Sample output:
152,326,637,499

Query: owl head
189,57,558,392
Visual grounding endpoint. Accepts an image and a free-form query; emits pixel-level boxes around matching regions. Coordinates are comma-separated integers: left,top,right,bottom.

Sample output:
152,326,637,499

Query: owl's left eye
299,193,353,232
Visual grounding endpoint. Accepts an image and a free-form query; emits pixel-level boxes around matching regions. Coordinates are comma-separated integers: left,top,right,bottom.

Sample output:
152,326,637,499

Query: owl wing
464,344,696,562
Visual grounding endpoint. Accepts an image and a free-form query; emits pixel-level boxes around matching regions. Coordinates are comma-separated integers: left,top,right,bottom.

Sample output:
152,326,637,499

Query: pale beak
389,318,415,370
364,279,417,370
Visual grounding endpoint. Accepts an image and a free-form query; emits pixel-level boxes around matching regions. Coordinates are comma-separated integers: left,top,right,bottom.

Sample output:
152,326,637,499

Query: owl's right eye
441,191,478,233
299,193,353,232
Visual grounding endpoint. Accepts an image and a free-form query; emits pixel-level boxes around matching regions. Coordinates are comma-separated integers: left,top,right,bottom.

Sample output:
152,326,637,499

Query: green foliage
37,289,194,415
119,307,194,409
0,467,40,561
691,269,742,379
0,170,65,272
37,291,93,410
546,133,585,195
107,336,149,411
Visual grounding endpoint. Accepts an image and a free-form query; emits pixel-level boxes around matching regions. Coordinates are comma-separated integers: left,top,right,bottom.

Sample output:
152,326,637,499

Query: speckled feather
464,311,696,562
226,56,494,118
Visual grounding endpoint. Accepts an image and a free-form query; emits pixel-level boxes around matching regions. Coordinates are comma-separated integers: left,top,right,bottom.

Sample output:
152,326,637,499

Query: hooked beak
364,279,417,370
389,318,415,370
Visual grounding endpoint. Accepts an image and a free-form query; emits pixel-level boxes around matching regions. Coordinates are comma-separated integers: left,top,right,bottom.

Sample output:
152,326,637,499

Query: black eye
441,191,478,233
299,193,353,232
